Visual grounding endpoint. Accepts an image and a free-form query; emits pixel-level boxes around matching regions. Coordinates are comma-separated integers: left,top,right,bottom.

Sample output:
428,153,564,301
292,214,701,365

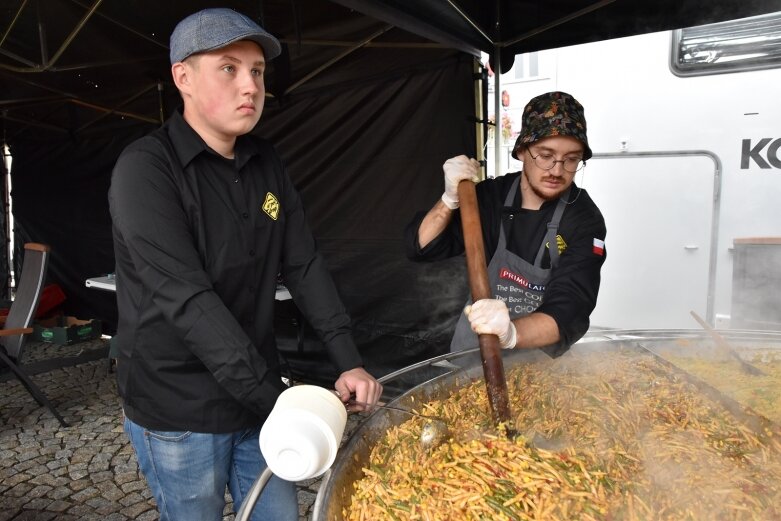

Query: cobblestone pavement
0,339,358,520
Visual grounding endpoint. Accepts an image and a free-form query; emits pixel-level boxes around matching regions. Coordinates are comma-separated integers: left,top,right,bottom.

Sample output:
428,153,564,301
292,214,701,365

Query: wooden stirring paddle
690,310,765,376
457,179,513,426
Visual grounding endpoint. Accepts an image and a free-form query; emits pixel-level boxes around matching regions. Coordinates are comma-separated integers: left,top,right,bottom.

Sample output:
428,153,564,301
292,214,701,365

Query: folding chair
0,243,68,427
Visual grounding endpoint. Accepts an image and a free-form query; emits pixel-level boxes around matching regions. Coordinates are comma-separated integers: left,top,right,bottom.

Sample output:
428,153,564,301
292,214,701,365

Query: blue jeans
124,416,297,521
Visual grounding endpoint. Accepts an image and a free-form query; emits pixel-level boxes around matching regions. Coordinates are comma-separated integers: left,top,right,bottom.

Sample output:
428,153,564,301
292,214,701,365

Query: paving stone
120,479,147,494
29,460,51,473
41,437,61,447
96,479,125,501
86,495,121,515
136,509,160,521
54,448,73,459
71,485,100,502
0,440,19,450
65,503,93,516
120,501,155,519
111,453,131,467
297,489,317,512
16,449,39,466
30,473,69,487
115,470,138,485
0,344,339,520
51,466,70,477
64,440,86,450
104,513,130,521
12,510,56,521
93,451,112,463
49,485,72,500
44,458,64,470
0,449,15,460
46,499,73,512
25,484,53,499
68,470,90,484
119,491,145,507
0,467,18,479
22,497,54,511
0,498,24,520
89,469,114,482
6,481,34,497
102,443,121,455
69,450,93,464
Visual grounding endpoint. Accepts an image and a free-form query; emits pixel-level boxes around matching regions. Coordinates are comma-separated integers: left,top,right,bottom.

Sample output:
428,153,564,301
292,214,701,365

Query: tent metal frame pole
0,113,68,134
0,131,10,301
277,39,448,49
475,59,485,169
0,0,29,48
444,0,493,45
75,83,160,131
0,0,104,73
66,0,167,49
503,0,617,47
492,47,501,179
0,69,160,134
284,25,393,95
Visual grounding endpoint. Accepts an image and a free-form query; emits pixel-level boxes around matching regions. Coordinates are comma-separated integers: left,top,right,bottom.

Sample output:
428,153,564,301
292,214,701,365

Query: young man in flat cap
109,8,382,520
405,91,607,357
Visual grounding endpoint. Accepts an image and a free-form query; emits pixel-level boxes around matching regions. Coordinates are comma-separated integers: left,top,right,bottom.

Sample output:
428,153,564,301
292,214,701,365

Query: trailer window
671,11,781,76
512,52,541,81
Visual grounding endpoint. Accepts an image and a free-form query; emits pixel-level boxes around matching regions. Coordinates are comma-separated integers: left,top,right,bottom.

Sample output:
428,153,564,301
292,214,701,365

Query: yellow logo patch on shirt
556,234,567,255
546,235,568,255
262,192,280,220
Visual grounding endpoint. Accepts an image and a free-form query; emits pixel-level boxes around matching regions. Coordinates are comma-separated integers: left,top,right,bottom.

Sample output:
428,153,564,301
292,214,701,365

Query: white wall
487,30,781,329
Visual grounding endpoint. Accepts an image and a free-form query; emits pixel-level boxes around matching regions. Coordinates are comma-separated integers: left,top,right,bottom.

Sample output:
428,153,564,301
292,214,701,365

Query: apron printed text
498,267,546,292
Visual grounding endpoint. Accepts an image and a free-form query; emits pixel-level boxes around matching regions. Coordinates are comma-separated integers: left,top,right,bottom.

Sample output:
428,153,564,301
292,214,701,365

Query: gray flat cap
170,8,281,64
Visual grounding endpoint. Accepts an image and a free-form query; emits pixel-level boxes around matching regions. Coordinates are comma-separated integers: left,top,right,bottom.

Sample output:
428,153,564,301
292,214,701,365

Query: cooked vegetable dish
661,339,781,424
345,345,781,520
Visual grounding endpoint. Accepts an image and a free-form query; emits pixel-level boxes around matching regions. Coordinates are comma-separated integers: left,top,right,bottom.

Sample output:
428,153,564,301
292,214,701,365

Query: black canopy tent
1,0,778,379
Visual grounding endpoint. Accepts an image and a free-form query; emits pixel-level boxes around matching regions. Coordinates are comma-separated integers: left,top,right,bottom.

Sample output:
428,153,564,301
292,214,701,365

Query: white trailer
487,12,781,330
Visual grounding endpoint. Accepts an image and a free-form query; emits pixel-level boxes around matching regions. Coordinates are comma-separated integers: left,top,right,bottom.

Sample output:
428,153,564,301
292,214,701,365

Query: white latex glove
441,155,481,210
464,299,516,349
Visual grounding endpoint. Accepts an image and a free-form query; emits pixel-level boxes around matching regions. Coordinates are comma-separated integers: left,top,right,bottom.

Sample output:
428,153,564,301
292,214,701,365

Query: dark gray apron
449,176,570,352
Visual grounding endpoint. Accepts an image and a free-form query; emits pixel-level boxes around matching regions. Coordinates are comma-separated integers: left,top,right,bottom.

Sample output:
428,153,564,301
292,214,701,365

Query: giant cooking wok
312,328,781,520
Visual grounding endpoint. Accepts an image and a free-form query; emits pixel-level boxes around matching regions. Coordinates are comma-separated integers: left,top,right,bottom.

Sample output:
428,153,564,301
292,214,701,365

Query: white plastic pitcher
259,385,347,481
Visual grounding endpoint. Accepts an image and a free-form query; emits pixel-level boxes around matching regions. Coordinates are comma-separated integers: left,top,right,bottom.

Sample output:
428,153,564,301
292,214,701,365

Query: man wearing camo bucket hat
405,91,606,357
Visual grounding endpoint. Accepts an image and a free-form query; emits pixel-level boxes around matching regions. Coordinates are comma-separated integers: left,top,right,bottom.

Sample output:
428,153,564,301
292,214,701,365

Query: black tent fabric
3,0,780,378
259,54,477,380
335,0,781,72
9,48,476,378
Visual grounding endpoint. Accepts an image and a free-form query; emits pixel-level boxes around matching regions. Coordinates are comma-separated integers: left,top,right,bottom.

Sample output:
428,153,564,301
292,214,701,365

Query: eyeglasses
527,150,585,173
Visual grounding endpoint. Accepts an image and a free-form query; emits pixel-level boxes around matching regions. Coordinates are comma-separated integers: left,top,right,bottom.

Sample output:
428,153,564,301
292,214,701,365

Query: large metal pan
312,328,781,520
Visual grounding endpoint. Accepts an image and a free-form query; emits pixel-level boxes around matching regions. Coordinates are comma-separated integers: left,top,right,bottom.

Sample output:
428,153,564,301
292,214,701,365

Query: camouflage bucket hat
511,91,592,161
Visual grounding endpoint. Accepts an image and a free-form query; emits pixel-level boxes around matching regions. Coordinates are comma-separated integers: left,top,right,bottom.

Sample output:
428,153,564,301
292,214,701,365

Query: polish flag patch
592,238,605,256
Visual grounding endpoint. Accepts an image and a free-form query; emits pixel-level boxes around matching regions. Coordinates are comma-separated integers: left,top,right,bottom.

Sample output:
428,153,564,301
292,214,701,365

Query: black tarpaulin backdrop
10,53,475,380
5,0,779,381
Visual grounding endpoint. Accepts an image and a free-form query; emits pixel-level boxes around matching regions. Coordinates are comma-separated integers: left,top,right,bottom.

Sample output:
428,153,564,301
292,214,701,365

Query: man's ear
171,62,191,94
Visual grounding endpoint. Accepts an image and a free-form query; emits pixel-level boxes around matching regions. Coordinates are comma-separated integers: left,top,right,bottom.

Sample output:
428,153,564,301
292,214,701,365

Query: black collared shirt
404,171,607,348
109,110,363,432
